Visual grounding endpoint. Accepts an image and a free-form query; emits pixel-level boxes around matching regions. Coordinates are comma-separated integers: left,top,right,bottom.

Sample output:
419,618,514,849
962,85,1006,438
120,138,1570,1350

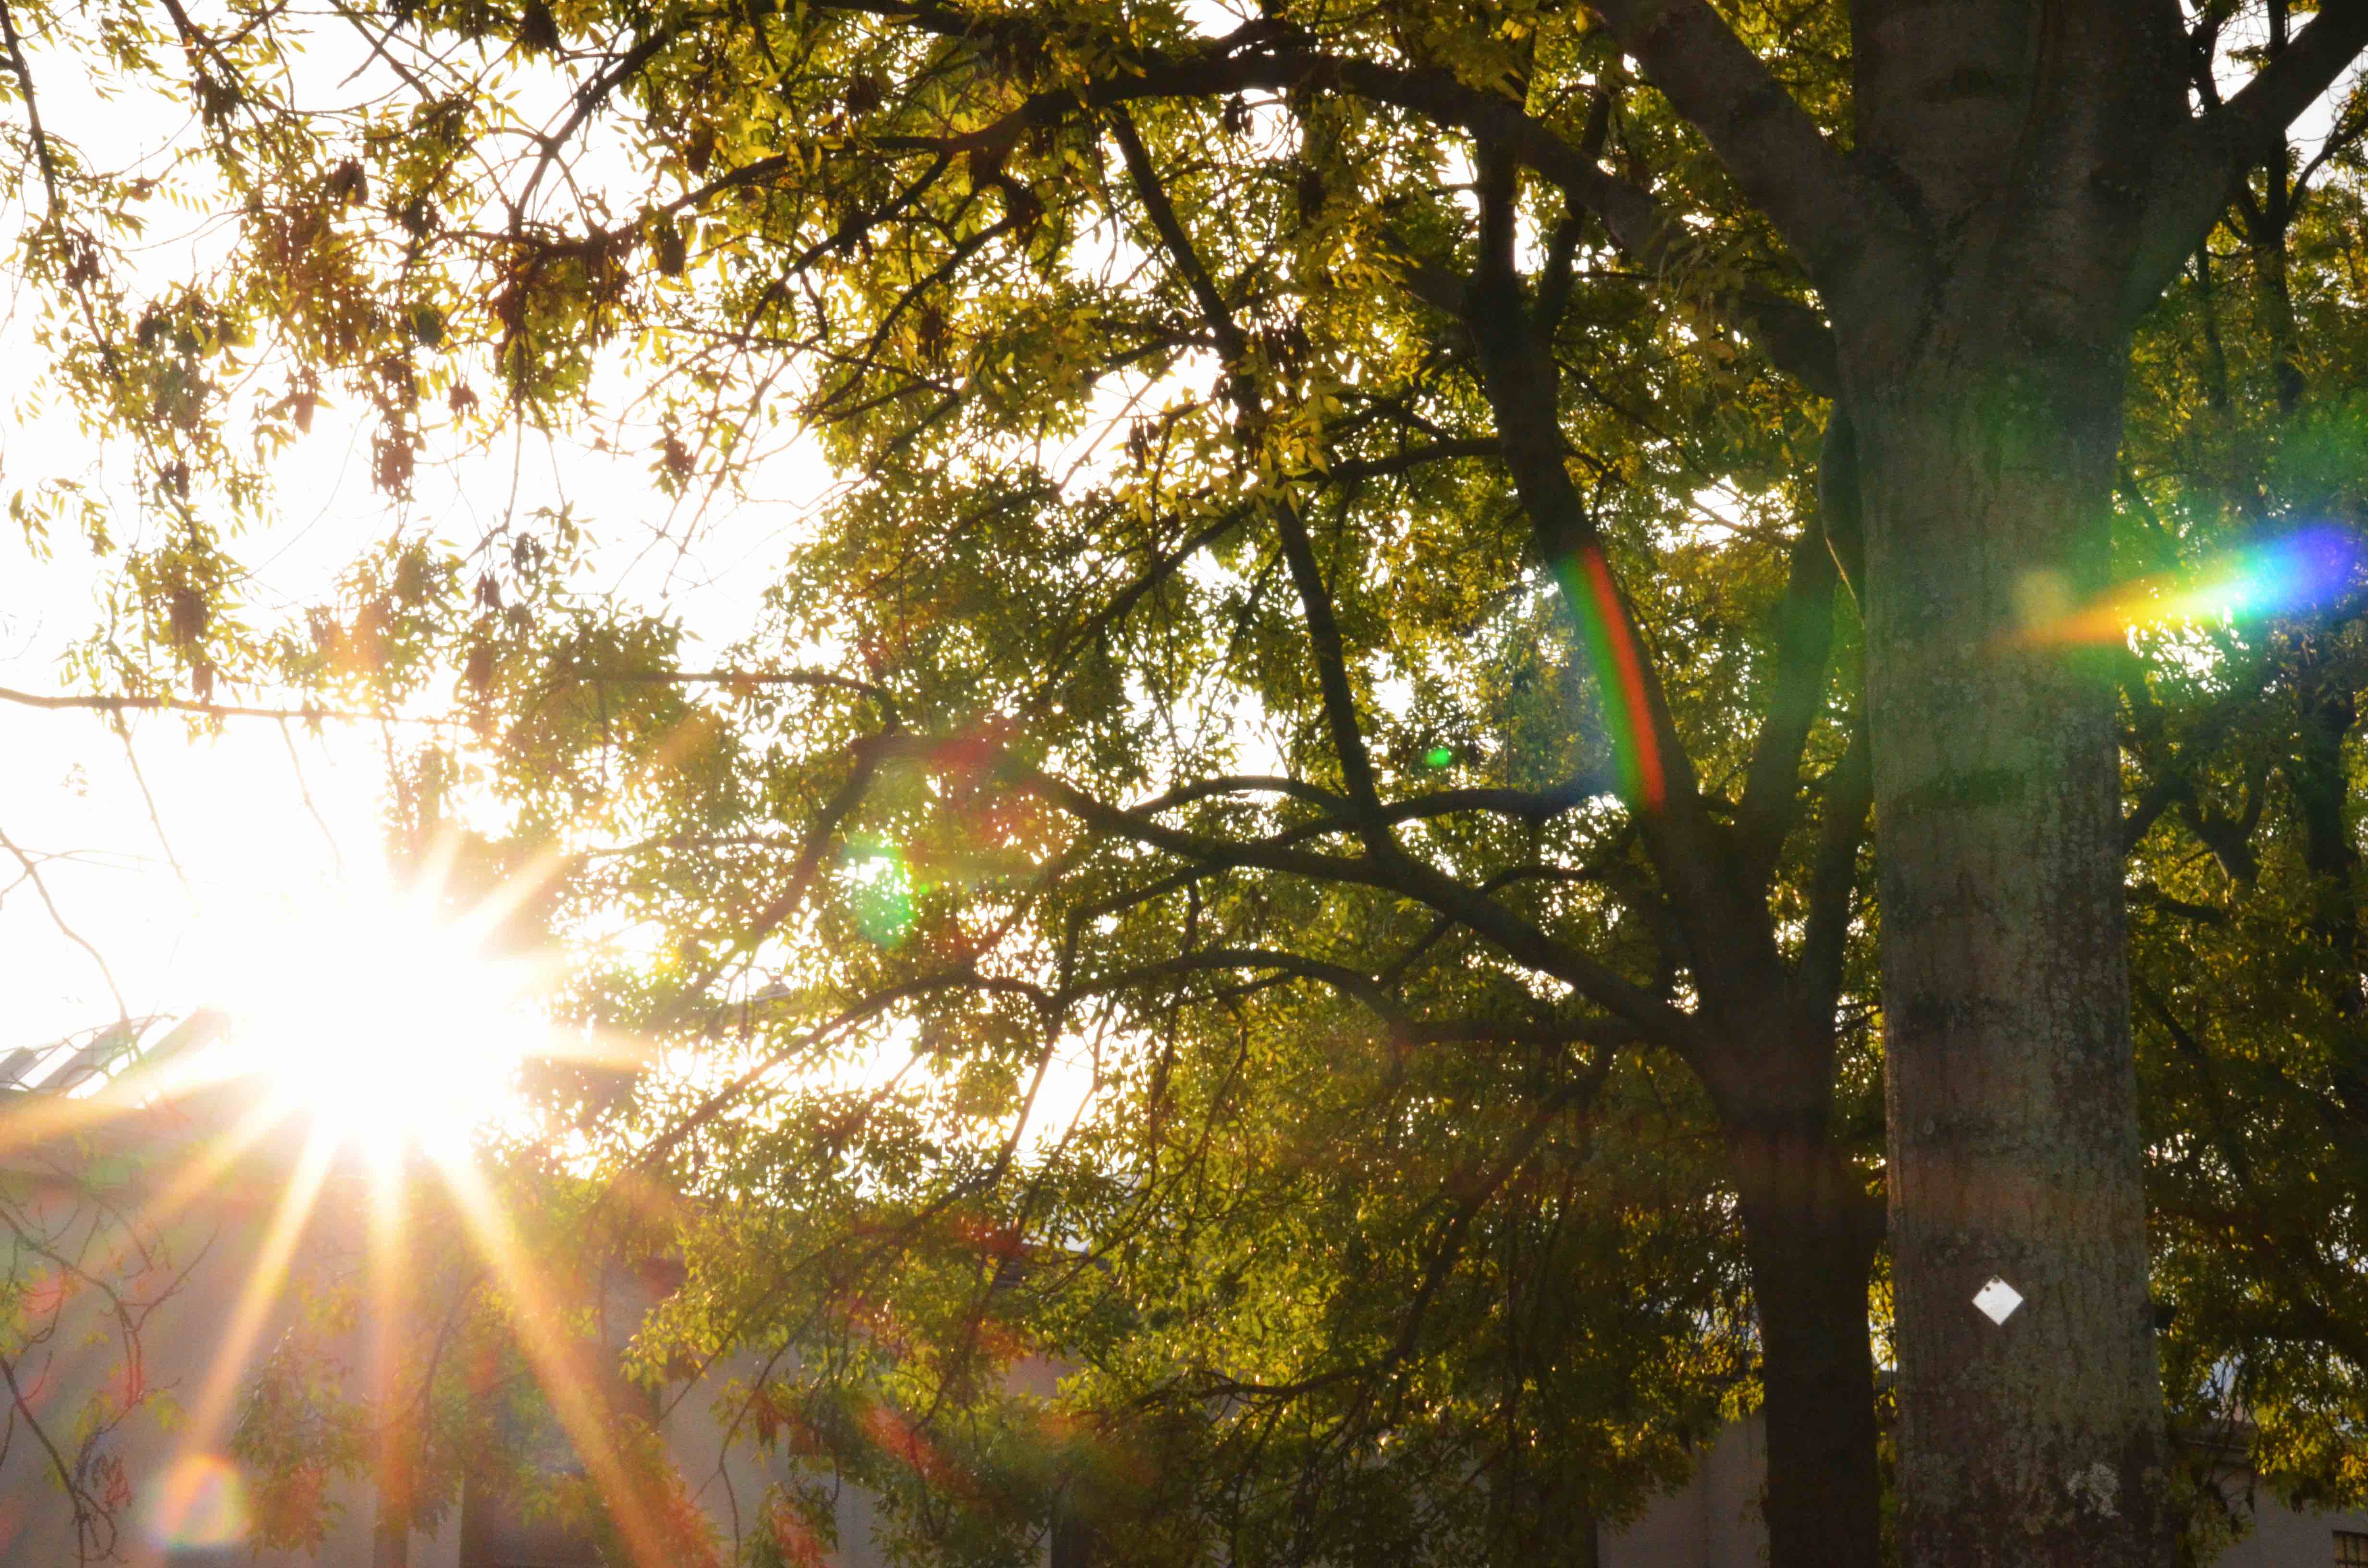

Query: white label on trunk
1973,1277,2024,1324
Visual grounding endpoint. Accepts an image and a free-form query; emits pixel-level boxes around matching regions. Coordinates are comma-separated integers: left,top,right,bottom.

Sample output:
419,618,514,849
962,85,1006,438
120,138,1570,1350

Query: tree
2112,61,2368,1550
7,2,2368,1567
0,1020,210,1567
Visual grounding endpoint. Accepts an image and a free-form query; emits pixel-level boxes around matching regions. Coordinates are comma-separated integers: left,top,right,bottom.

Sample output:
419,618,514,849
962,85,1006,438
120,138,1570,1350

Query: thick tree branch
1461,146,1784,1016
2129,0,2368,319
0,685,423,727
820,8,1844,393
0,0,70,229
1125,773,1597,836
1107,107,1248,376
1126,773,1351,818
883,740,1712,1054
1079,948,1405,1024
1322,440,1501,486
1316,52,1842,392
1582,0,1892,299
1729,292,1843,396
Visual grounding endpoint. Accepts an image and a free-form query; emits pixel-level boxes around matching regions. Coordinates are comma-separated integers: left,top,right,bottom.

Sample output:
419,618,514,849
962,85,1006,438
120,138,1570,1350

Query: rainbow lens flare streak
1555,545,1666,812
2027,524,2364,645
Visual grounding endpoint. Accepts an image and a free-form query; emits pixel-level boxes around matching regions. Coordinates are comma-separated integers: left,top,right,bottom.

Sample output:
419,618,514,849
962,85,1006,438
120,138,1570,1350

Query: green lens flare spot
848,850,916,946
1423,746,1455,769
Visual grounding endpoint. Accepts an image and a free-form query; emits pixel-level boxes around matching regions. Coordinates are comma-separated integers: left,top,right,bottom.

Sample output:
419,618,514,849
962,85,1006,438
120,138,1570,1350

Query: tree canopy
3,1,2368,1566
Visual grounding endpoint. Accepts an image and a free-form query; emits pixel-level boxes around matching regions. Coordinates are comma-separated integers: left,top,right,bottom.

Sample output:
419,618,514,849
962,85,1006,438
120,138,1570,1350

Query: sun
206,882,545,1158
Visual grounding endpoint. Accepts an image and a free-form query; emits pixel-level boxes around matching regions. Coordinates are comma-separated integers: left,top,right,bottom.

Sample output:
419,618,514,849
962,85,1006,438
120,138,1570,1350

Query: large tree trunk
1550,1,2368,1562
1855,359,2173,1566
1730,1127,1883,1568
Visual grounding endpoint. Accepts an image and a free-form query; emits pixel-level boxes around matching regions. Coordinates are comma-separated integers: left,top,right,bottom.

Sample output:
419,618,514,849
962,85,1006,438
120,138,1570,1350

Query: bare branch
0,821,128,1022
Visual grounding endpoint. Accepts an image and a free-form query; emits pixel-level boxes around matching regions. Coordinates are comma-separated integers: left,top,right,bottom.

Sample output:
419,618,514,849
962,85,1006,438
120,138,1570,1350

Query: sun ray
11,840,703,1560
357,1141,430,1550
73,1096,302,1309
3,1017,258,1178
443,837,576,949
103,1095,301,1247
173,1122,340,1456
432,1151,684,1568
0,1091,130,1159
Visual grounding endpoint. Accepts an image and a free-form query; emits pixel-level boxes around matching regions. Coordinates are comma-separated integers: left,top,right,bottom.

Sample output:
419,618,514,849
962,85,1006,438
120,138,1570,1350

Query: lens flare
204,883,542,1158
847,845,916,947
144,1452,250,1552
1554,545,1666,811
2023,525,2364,645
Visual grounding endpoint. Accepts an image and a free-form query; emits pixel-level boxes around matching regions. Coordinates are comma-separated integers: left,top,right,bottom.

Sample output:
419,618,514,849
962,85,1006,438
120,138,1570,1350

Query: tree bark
1855,361,2173,1566
1730,1126,1884,1568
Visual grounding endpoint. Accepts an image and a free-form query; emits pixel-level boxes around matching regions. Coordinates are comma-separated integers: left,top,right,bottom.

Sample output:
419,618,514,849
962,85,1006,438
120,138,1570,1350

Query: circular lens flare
144,1452,250,1552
